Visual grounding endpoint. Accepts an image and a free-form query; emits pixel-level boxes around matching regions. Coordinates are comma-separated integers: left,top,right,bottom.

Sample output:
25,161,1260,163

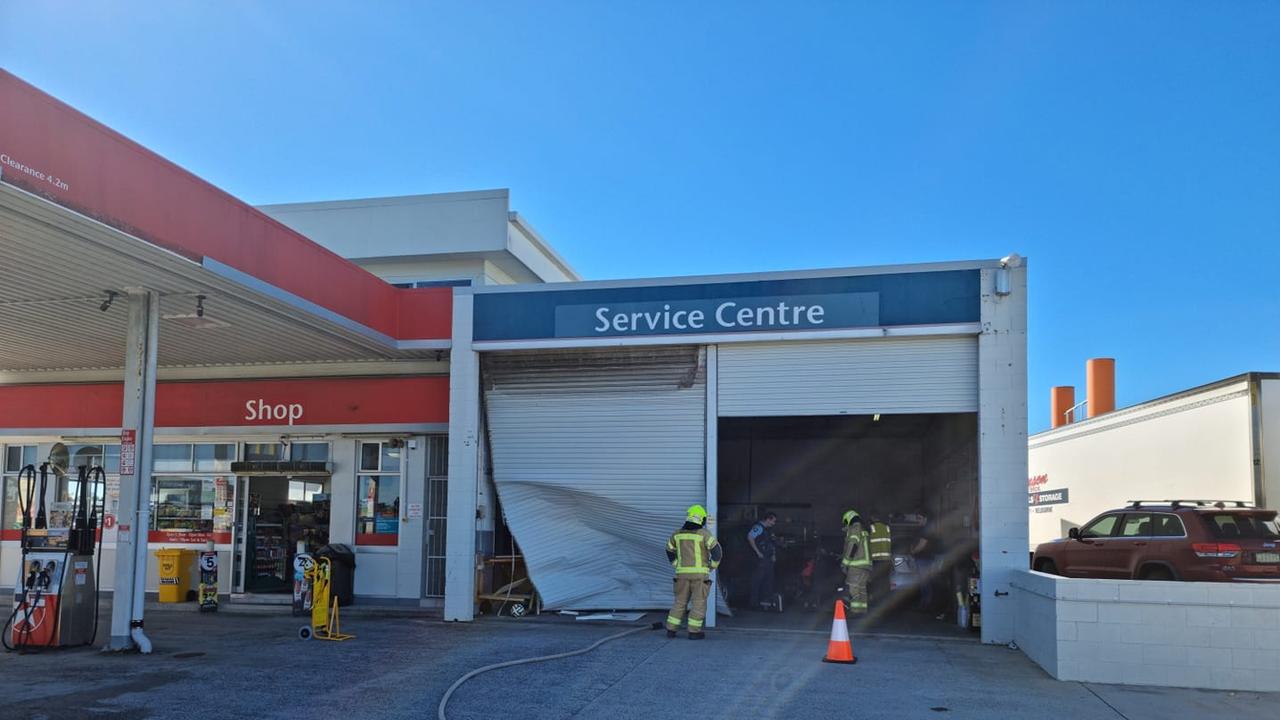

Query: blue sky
3,2,1277,431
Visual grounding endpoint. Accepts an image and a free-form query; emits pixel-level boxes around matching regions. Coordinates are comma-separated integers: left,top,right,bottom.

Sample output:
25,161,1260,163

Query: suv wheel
1034,558,1059,575
1139,566,1175,581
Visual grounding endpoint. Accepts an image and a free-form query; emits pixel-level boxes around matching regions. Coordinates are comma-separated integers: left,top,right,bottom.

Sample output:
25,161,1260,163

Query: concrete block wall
1012,569,1280,692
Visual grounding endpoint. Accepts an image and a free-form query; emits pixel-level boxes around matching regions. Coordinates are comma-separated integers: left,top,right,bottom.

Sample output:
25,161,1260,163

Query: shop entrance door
232,475,332,596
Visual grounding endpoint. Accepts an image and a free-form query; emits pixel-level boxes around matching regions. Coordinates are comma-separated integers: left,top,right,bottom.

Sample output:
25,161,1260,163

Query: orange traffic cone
822,599,857,664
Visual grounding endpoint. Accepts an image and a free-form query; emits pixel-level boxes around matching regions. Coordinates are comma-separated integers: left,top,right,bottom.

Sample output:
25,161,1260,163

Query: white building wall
1012,570,1280,692
976,264,1029,645
259,190,512,259
356,257,490,286
1261,379,1280,509
1028,381,1255,548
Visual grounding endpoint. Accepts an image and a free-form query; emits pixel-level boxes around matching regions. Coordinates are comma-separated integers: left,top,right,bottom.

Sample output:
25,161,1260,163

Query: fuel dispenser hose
436,622,663,720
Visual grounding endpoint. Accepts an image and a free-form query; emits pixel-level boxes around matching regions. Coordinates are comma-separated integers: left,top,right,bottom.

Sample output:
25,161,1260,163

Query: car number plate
1254,552,1280,563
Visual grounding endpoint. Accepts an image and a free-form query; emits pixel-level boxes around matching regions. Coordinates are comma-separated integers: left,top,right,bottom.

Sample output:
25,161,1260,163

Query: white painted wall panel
354,549,398,597
1028,382,1254,548
717,337,978,416
1262,379,1280,509
259,191,510,258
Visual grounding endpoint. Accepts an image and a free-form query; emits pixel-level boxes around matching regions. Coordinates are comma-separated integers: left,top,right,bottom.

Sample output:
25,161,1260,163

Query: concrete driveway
0,606,1272,719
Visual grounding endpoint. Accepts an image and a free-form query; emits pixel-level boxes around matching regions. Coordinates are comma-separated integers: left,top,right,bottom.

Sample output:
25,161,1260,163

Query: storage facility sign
472,269,981,342
1029,488,1070,506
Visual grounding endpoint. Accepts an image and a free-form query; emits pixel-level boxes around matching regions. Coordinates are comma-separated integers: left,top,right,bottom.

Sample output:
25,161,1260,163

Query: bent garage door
482,347,706,610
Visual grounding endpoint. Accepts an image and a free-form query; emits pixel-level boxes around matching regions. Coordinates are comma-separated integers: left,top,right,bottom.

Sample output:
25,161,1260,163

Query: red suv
1032,501,1280,581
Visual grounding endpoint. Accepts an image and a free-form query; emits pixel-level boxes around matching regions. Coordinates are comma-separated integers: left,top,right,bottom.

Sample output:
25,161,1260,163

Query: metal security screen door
482,347,707,610
716,337,979,416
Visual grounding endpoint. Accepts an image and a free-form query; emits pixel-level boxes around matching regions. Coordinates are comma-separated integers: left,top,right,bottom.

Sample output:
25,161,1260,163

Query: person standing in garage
747,511,778,610
868,512,892,606
840,509,872,616
910,510,943,616
665,504,723,639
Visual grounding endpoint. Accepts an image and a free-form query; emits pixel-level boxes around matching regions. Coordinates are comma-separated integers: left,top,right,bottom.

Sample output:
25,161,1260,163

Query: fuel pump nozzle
34,463,49,530
16,464,35,533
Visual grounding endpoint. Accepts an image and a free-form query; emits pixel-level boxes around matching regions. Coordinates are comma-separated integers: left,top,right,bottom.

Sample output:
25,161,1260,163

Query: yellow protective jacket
666,522,723,578
869,521,892,562
841,514,871,569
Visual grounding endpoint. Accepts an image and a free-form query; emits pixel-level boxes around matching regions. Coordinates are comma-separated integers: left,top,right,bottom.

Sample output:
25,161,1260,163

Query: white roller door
483,347,706,610
717,336,977,416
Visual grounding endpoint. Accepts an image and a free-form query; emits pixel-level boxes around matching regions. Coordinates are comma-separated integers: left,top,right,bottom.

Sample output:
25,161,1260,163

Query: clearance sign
0,377,448,429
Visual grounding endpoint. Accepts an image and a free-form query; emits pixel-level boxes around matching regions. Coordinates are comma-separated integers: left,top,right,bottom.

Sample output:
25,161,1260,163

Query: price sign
119,429,137,475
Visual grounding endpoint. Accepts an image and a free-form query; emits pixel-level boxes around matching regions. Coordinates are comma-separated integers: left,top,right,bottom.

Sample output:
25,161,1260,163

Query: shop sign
0,376,448,429
1029,488,1069,507
244,399,304,425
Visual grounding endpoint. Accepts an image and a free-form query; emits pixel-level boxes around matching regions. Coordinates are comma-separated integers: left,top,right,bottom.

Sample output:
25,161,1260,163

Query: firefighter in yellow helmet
868,512,893,606
840,509,872,616
665,504,723,639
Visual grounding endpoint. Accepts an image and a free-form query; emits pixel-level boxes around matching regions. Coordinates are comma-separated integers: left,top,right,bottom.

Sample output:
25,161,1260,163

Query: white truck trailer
1028,372,1280,549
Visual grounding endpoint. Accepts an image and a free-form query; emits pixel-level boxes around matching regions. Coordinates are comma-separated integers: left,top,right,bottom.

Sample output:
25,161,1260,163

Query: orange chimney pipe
1086,358,1115,418
1050,386,1075,428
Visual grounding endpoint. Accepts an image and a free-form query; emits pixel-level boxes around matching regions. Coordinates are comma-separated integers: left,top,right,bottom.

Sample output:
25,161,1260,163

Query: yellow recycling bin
155,548,196,603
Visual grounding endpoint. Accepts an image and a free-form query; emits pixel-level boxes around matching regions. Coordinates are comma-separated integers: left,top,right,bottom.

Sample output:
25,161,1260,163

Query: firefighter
665,504,723,639
840,509,871,616
868,512,892,606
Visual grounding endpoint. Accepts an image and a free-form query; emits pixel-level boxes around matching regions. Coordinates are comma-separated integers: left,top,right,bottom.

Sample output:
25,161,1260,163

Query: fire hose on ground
436,621,664,720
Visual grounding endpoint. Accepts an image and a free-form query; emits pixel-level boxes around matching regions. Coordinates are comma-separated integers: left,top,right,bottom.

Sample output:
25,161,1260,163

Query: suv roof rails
1125,500,1255,509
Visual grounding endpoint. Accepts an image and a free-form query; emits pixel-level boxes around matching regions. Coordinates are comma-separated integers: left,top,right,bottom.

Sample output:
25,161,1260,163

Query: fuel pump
3,463,106,651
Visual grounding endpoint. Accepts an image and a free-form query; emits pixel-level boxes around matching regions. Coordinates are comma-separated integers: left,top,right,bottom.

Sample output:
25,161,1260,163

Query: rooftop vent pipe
1086,358,1115,418
1050,386,1075,428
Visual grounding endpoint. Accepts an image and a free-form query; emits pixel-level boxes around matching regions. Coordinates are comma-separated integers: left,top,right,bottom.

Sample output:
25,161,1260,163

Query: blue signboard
554,292,878,338
473,269,979,342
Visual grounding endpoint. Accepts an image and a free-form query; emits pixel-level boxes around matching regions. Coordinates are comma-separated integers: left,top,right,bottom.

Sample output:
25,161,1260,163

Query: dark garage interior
717,413,980,633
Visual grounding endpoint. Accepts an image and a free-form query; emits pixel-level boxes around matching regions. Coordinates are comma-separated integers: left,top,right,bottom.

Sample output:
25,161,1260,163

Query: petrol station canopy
0,70,453,385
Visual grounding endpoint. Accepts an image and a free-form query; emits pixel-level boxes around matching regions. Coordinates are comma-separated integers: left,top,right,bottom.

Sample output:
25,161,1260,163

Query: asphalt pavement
0,605,1273,720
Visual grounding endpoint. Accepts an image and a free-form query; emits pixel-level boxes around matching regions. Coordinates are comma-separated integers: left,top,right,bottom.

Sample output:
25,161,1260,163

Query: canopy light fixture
99,291,117,312
195,294,206,317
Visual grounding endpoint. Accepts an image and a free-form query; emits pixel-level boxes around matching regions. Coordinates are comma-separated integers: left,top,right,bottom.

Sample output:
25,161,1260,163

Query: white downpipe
130,506,152,654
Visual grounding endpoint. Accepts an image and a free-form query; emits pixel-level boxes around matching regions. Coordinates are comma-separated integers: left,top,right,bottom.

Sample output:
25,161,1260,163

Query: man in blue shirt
747,512,778,610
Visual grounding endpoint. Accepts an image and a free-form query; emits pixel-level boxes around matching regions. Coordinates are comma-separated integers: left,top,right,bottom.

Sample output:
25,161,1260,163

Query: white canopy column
108,288,158,652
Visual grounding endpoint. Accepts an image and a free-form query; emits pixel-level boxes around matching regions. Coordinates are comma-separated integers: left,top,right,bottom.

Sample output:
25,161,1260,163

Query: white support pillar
443,293,480,622
109,288,158,652
977,262,1028,645
704,345,718,628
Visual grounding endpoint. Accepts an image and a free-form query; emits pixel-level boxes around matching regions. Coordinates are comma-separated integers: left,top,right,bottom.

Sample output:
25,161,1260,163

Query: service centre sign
472,269,981,342
556,293,877,338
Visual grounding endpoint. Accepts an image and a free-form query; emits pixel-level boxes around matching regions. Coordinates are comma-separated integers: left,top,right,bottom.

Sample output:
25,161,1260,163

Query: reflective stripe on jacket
666,525,722,577
869,521,892,561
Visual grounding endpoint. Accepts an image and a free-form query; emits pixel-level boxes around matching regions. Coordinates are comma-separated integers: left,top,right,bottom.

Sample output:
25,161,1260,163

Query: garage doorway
716,413,979,636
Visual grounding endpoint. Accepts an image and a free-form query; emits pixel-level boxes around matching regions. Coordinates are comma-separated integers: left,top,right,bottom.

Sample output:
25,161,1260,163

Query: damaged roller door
482,347,706,610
